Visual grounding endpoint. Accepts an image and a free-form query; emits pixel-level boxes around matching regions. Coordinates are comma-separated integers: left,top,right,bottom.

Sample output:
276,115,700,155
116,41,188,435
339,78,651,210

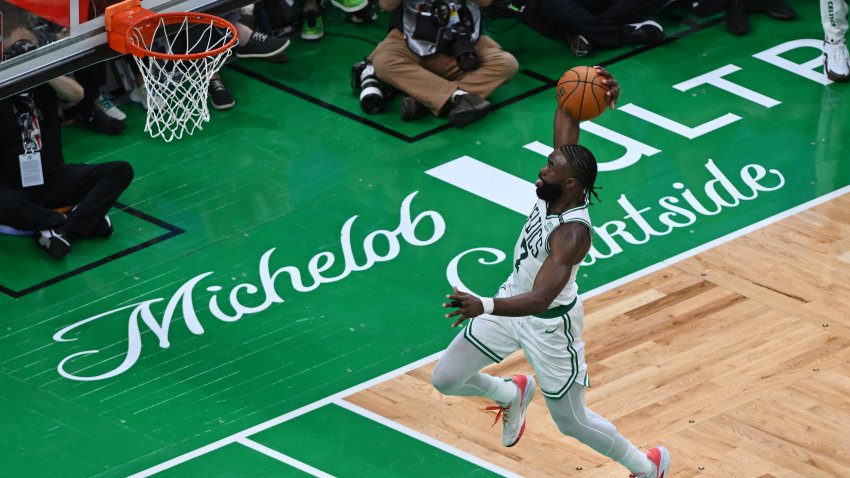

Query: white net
129,16,235,142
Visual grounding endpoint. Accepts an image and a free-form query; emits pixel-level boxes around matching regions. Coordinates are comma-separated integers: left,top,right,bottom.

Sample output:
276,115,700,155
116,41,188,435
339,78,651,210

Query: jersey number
514,238,529,272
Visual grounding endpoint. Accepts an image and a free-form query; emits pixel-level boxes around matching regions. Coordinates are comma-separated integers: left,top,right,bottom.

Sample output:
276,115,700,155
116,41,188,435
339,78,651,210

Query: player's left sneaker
630,446,671,478
486,374,535,447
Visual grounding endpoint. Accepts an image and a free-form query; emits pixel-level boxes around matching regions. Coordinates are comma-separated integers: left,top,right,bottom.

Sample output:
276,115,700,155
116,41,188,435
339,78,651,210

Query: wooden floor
349,193,850,477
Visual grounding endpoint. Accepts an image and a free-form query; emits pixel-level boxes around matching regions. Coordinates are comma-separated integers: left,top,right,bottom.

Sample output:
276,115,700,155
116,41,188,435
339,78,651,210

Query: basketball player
432,66,670,477
822,0,849,82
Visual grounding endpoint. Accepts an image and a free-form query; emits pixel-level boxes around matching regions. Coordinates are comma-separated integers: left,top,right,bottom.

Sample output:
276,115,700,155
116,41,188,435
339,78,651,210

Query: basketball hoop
105,0,238,142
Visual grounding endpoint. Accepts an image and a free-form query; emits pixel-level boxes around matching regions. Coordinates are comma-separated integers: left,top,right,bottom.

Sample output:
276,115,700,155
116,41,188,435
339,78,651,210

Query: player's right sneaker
824,40,850,83
486,374,535,447
630,446,671,478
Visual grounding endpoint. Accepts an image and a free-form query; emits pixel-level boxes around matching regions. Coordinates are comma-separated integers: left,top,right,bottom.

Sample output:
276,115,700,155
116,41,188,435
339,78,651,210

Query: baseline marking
335,399,523,478
128,351,444,477
236,437,336,478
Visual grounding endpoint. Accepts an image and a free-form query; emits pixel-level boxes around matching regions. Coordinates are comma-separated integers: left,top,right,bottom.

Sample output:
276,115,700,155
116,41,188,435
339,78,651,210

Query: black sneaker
34,228,71,259
725,1,750,35
620,21,665,46
349,1,377,23
745,0,795,20
94,215,113,238
401,96,429,122
234,31,290,59
74,105,126,135
568,34,591,57
447,93,491,128
209,78,236,110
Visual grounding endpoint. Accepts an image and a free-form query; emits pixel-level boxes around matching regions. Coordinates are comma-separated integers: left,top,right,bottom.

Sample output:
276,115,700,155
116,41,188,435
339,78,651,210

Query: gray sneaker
235,32,290,59
486,374,535,447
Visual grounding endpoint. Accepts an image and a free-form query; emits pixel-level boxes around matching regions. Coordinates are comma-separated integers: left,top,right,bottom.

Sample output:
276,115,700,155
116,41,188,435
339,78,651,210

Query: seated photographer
0,29,134,260
673,0,796,36
367,0,518,127
508,0,671,57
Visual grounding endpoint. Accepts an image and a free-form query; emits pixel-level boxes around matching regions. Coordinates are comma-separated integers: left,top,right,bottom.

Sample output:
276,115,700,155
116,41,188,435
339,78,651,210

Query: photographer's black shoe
94,215,114,238
34,228,71,260
745,0,795,20
447,93,490,128
401,96,429,122
349,1,377,23
74,105,126,135
235,32,290,59
725,1,750,35
620,21,664,46
568,34,591,57
209,78,236,110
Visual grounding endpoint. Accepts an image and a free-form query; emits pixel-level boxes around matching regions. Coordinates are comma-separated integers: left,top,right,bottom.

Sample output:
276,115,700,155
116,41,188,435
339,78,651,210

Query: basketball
555,66,611,122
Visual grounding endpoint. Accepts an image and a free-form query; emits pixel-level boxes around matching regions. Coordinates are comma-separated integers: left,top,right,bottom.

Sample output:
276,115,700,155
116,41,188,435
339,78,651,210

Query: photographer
366,0,518,127
0,27,134,259
509,0,671,57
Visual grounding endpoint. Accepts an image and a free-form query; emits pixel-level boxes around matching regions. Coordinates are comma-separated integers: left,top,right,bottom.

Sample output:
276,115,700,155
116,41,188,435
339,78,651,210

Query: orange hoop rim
125,12,238,61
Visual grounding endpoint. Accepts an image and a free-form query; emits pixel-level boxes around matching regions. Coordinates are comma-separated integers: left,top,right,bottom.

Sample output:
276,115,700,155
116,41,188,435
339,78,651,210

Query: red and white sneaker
486,374,535,447
630,446,670,478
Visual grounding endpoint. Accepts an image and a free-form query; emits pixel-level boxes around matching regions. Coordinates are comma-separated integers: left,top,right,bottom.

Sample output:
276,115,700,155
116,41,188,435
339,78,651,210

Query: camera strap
11,92,45,187
11,93,43,154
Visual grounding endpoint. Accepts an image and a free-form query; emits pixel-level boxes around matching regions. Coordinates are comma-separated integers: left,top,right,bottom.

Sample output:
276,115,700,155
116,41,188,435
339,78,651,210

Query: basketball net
129,17,234,142
106,1,238,142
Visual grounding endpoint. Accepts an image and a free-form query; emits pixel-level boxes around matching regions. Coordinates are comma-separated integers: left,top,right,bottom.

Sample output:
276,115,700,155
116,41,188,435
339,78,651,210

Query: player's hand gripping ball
555,66,611,121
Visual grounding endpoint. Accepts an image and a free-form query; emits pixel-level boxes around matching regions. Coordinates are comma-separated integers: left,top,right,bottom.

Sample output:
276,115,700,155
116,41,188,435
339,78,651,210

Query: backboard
0,0,251,99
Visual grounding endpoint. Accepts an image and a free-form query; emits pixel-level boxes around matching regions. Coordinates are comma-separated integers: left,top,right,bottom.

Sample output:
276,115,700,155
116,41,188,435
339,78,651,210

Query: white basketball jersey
501,198,591,307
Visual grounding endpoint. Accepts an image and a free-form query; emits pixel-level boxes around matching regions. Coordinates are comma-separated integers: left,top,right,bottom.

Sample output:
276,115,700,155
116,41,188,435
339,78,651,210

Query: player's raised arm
552,66,620,148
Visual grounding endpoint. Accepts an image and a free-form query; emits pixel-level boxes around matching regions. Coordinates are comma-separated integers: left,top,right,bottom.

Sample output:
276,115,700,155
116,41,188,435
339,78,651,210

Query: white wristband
481,297,494,315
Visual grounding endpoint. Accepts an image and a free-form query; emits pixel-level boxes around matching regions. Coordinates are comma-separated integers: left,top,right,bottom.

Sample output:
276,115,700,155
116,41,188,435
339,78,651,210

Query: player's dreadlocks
558,144,601,205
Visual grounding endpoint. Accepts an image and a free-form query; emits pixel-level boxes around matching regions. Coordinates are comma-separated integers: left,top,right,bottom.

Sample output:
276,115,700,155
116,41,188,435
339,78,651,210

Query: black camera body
2,39,38,63
411,0,480,71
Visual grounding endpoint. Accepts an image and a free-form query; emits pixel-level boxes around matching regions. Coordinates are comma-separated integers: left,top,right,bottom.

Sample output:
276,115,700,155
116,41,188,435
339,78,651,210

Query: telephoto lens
351,60,385,114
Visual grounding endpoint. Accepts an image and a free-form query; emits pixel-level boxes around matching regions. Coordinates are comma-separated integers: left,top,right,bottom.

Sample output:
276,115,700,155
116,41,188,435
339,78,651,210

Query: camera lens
453,39,480,71
360,80,385,114
359,76,385,114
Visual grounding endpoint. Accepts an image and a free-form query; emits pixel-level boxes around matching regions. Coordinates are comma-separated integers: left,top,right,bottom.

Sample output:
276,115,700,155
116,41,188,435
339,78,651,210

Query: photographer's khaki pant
370,29,518,115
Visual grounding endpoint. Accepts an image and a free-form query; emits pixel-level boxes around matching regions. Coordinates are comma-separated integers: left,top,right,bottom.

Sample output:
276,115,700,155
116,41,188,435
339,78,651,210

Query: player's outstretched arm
554,66,620,148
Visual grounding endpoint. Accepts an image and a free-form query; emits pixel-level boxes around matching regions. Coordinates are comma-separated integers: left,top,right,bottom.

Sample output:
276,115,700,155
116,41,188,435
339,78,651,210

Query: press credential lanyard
14,94,44,187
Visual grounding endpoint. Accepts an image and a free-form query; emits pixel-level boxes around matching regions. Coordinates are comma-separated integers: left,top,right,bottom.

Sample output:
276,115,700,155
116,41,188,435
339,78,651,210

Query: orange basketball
555,66,611,121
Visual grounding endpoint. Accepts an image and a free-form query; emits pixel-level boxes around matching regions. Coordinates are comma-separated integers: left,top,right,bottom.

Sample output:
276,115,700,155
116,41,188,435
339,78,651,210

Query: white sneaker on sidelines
824,40,850,82
486,374,535,447
129,84,165,111
96,94,126,121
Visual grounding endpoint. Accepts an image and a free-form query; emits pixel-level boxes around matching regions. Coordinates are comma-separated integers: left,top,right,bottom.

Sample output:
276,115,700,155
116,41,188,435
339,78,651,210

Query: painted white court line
236,437,336,478
131,184,850,477
581,183,850,300
128,351,443,477
335,399,524,478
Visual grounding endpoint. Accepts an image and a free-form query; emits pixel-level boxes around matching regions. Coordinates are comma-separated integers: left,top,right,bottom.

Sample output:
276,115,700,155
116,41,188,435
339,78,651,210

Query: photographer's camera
413,0,480,71
351,59,390,115
2,39,38,62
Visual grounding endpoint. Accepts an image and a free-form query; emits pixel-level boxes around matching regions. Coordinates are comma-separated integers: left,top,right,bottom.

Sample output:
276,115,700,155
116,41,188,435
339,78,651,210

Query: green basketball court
0,0,848,476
